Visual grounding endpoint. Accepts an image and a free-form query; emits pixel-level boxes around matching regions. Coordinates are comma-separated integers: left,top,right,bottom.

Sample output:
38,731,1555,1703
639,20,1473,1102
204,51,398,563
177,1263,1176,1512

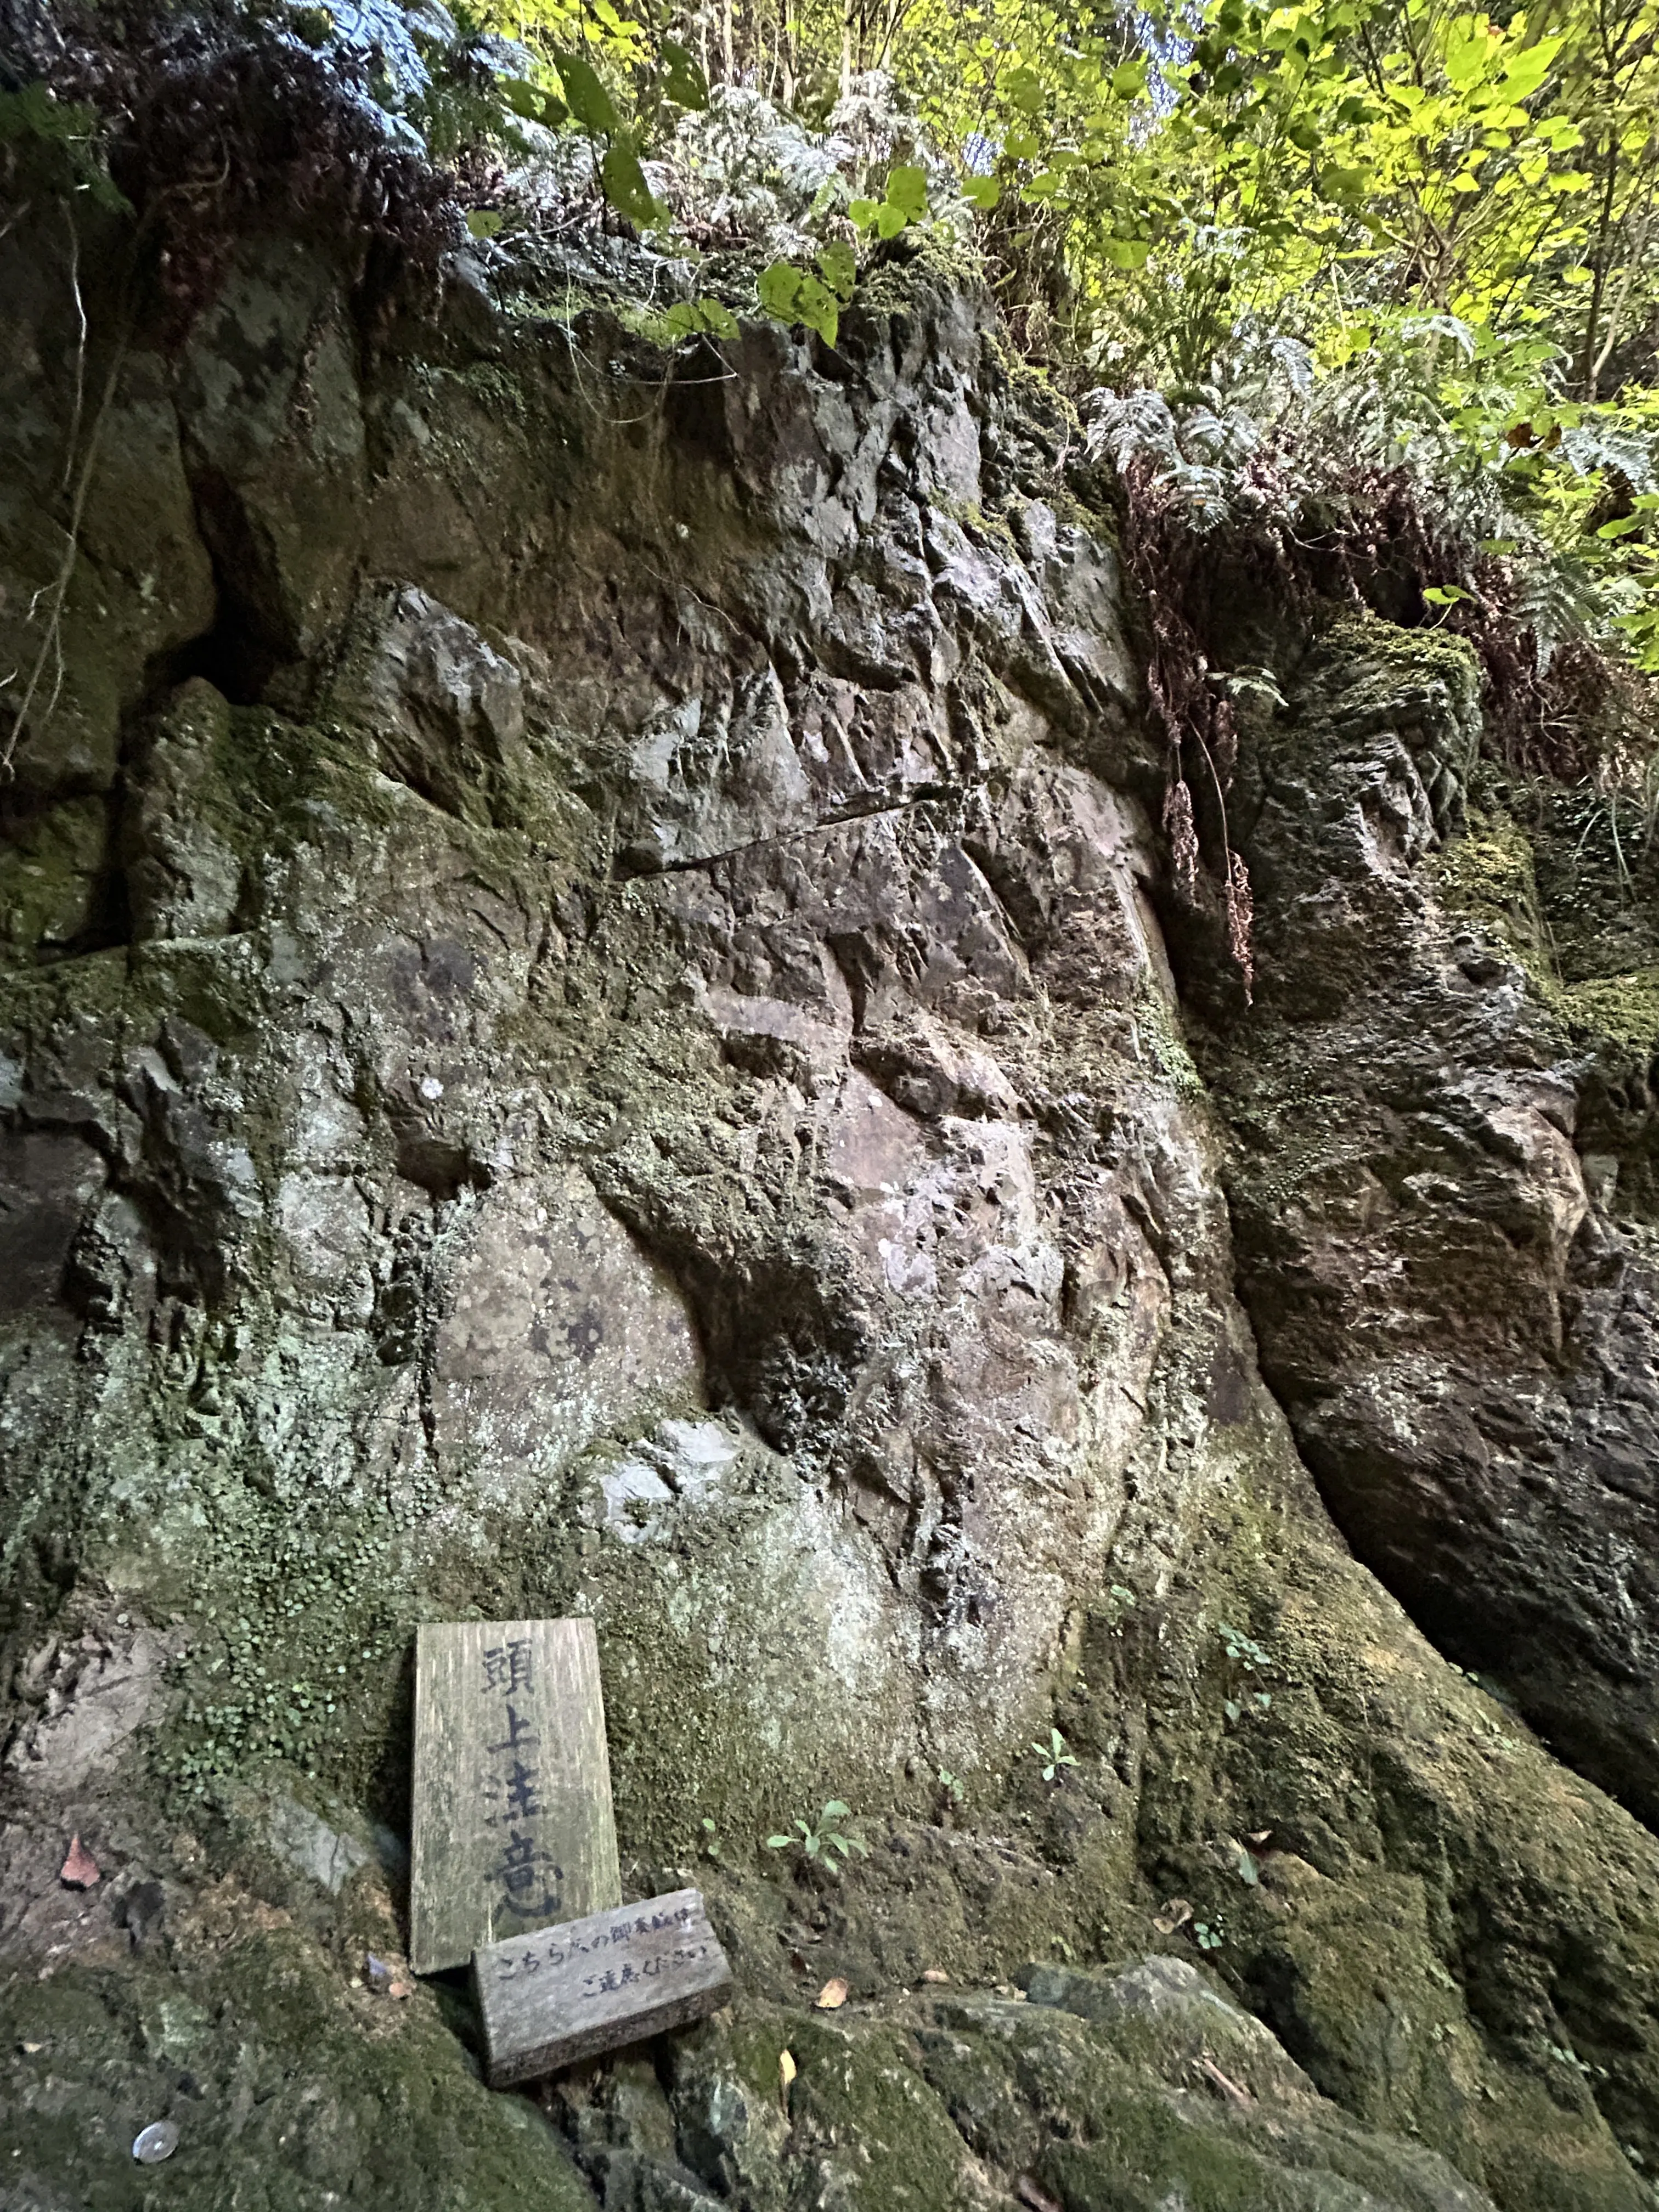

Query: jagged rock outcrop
3,190,1659,2212
1186,617,1659,1827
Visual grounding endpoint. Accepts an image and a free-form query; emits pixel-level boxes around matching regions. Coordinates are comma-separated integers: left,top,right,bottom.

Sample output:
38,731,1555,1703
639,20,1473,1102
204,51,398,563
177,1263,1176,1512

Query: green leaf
500,77,552,122
885,164,929,219
554,47,621,134
1003,64,1045,115
848,196,881,230
466,209,504,238
962,173,1001,212
1111,59,1148,100
817,241,857,302
1422,584,1468,605
1103,237,1151,269
663,297,740,341
766,1833,793,1848
1498,37,1561,100
660,38,708,110
1318,163,1372,204
875,202,909,240
794,275,839,345
1443,25,1494,90
758,261,804,321
601,143,660,227
822,1800,853,1820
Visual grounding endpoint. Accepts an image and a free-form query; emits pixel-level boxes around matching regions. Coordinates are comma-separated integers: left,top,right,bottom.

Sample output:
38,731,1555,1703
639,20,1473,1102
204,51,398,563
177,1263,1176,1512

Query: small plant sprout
1217,1622,1272,1672
1227,1839,1260,1886
937,1768,964,1805
699,1816,724,1865
1223,1691,1274,1722
766,1801,869,1875
1218,1621,1275,1722
1193,1918,1226,1951
1031,1729,1079,1782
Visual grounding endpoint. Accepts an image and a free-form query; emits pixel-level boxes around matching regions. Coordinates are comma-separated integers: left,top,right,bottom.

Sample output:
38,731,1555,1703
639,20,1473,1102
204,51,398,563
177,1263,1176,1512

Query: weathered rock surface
2,195,1659,2212
1187,615,1659,1826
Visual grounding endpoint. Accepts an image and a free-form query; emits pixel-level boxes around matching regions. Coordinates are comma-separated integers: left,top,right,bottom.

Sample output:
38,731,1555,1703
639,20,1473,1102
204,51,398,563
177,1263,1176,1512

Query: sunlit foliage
458,0,1659,662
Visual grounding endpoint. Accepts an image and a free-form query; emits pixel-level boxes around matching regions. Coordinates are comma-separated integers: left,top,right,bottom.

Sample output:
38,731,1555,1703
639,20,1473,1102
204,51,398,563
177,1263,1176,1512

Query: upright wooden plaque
410,1617,621,1974
473,1887,733,2087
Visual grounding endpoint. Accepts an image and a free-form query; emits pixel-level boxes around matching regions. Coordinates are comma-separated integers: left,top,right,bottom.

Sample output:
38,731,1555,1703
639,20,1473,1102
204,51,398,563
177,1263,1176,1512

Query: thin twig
1,326,128,784
61,201,87,496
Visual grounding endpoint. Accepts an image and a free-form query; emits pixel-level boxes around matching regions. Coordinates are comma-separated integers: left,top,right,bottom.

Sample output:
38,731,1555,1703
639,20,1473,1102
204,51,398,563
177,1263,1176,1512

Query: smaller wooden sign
410,1617,621,1975
473,1887,733,2087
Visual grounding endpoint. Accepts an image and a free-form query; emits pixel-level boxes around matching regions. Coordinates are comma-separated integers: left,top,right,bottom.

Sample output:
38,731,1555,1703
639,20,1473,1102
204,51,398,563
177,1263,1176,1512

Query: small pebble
132,2120,179,2165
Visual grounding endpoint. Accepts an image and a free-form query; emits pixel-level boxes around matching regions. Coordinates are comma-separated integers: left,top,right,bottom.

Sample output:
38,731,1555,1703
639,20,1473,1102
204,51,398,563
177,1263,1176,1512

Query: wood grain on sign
473,1887,733,2087
410,1618,621,1975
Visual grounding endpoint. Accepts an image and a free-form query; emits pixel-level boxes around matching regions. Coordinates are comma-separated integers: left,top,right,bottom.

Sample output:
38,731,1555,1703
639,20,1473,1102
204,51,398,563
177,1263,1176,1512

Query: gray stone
266,1796,373,1893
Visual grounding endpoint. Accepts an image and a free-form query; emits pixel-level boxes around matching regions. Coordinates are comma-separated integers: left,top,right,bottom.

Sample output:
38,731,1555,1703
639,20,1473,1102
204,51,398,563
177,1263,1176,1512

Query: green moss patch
1,1929,594,2211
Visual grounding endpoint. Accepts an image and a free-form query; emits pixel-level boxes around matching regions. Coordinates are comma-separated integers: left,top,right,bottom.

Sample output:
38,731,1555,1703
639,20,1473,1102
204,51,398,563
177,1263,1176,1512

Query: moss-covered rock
2,1928,595,2211
1184,608,1659,1843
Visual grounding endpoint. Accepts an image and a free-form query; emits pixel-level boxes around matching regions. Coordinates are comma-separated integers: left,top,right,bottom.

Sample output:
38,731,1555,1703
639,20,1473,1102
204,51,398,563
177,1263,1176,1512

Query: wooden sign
410,1617,621,1975
473,1887,733,2087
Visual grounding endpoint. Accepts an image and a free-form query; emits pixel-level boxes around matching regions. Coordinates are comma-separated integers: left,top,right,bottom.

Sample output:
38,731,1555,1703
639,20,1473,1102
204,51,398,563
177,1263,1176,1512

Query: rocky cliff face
1186,618,1659,1833
4,198,1659,2212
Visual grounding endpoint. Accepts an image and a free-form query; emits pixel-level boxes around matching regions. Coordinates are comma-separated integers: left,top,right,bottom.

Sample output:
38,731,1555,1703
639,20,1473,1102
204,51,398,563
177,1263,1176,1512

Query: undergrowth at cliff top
6,0,1659,692
411,0,1659,679
439,0,1659,979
